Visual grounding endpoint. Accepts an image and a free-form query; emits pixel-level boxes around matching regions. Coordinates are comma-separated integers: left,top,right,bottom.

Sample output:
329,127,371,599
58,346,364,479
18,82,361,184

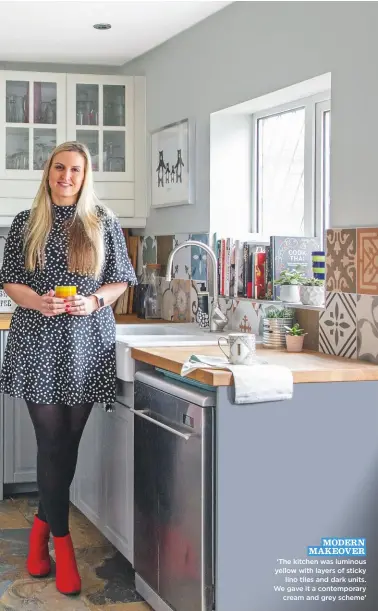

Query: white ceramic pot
286,335,304,352
279,284,301,303
300,285,325,307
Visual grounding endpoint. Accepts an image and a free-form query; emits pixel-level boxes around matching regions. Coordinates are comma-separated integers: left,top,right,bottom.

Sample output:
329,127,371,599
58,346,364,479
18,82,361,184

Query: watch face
98,296,105,308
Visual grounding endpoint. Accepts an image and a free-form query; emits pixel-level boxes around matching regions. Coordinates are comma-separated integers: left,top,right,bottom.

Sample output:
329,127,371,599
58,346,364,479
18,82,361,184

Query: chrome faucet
166,240,228,332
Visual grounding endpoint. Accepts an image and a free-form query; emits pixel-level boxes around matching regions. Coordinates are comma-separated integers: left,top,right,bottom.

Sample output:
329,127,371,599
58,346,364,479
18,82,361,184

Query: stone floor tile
69,506,109,550
0,497,145,611
0,500,30,529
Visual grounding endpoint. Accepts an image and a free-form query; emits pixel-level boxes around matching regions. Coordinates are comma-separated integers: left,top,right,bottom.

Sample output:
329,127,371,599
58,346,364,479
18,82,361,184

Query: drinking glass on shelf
108,157,125,172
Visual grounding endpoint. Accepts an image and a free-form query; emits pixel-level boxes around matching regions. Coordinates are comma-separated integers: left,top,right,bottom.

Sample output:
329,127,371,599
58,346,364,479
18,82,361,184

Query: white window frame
315,99,331,244
251,92,330,242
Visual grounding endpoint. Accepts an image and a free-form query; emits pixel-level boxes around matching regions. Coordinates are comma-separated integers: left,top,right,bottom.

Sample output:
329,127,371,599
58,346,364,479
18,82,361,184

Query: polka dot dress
0,204,137,407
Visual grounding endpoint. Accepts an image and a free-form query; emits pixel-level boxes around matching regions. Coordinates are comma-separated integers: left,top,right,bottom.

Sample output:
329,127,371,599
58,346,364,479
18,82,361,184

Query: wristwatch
93,294,105,310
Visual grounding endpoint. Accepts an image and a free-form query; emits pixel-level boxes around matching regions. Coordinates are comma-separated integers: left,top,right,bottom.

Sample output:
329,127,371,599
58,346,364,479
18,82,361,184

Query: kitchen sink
116,334,220,346
115,325,222,381
116,324,189,336
115,323,261,382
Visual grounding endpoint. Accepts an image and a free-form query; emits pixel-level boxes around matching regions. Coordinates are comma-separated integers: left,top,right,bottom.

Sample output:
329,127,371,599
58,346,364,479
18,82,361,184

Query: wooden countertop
131,344,378,385
0,313,167,330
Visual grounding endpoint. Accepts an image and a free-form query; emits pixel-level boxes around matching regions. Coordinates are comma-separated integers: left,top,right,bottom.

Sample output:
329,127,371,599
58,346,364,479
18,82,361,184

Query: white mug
218,333,256,365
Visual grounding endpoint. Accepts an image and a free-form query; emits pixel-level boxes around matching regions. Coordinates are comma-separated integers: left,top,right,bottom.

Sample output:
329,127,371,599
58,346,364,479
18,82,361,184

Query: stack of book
214,235,321,301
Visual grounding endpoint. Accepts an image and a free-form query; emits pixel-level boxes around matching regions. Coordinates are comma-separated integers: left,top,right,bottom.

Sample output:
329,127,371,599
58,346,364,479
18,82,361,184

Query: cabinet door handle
130,408,192,441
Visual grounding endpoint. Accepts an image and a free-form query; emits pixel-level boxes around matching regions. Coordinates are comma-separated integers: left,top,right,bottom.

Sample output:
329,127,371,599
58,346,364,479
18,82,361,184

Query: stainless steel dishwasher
133,370,216,611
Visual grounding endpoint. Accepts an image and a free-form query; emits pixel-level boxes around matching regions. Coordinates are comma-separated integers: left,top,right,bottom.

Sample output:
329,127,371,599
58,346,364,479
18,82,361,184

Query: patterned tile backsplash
357,294,378,364
141,236,157,265
319,292,357,358
140,233,209,283
190,234,209,282
136,226,378,365
357,228,378,294
322,227,378,364
326,229,356,293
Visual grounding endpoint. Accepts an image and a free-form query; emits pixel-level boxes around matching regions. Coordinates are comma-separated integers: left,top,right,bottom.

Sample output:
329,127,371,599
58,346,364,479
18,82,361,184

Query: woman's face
48,151,86,204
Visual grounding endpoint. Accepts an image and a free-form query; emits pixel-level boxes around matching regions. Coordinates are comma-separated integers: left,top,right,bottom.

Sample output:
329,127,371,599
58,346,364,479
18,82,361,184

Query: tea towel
181,355,293,404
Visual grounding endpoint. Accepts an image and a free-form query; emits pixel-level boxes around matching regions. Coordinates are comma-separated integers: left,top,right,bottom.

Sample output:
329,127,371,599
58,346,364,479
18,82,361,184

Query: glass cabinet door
2,73,66,177
77,130,99,172
103,85,125,127
76,84,99,126
34,82,57,124
67,75,134,181
6,81,29,123
103,85,126,173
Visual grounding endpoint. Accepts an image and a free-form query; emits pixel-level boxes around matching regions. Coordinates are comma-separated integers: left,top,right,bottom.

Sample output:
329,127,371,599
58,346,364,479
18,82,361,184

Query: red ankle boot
53,534,81,595
27,515,51,577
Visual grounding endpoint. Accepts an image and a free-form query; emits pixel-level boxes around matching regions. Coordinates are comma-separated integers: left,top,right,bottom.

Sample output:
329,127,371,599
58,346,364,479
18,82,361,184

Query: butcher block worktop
131,344,378,385
0,313,167,330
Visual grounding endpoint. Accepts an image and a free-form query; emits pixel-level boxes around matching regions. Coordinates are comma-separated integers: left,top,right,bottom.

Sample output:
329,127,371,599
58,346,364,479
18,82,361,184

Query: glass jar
135,265,148,319
145,264,161,319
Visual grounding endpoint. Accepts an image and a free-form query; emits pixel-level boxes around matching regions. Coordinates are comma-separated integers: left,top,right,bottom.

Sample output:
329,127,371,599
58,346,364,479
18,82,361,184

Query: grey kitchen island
130,344,378,611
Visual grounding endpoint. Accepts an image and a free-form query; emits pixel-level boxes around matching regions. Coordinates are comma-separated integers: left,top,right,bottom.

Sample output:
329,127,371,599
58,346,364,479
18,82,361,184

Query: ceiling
0,0,232,66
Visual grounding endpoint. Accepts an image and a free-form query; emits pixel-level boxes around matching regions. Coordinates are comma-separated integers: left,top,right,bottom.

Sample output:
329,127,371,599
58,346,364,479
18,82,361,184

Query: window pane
323,110,331,230
257,108,305,236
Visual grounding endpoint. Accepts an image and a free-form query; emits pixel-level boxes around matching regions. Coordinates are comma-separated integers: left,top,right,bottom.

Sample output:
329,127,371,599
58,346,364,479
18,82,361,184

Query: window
252,93,331,242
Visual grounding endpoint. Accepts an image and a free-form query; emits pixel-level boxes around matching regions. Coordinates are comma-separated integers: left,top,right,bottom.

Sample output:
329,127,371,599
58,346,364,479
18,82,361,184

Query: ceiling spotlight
93,23,112,30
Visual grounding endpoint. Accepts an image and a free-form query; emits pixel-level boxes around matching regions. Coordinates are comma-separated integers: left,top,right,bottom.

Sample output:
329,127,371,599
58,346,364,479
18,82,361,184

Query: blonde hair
24,141,111,278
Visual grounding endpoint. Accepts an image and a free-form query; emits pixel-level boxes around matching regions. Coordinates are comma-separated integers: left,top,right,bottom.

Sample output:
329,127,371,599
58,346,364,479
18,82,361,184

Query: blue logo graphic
307,538,366,557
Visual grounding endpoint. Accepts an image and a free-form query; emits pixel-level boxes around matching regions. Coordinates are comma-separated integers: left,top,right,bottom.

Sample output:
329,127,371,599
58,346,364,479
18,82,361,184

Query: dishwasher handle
130,408,193,441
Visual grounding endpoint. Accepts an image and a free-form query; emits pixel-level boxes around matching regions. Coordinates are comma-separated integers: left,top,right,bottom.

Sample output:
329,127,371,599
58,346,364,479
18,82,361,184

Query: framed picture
150,118,195,208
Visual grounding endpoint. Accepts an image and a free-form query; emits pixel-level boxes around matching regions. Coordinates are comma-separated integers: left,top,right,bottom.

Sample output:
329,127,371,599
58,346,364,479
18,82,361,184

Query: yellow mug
55,285,77,299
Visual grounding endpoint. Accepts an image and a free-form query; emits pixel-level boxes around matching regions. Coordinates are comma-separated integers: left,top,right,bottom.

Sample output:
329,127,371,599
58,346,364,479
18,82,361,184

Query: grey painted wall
121,1,378,235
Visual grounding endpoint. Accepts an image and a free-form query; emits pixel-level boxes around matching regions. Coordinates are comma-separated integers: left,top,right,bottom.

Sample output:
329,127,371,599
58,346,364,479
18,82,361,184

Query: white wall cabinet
71,401,134,565
0,70,146,228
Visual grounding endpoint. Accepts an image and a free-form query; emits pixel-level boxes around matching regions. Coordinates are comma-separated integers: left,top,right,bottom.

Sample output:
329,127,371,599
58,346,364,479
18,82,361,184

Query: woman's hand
64,294,97,316
39,289,66,317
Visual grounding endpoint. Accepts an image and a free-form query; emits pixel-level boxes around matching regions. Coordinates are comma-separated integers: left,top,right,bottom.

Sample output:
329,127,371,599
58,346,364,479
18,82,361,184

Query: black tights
26,401,93,537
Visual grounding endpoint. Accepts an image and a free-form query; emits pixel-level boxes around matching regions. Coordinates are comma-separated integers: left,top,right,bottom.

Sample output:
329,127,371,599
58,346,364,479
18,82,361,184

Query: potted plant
299,277,325,307
275,267,306,303
284,323,307,352
263,308,294,348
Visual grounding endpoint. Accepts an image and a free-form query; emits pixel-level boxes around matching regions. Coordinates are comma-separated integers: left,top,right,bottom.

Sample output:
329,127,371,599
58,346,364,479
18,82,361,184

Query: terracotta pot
286,334,305,352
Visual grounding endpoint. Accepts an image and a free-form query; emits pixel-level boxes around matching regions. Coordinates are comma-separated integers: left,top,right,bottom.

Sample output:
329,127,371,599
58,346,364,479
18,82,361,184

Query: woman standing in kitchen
0,141,137,595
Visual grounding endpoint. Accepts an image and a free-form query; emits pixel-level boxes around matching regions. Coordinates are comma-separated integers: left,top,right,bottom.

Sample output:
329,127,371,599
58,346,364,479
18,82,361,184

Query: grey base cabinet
71,401,134,565
71,403,104,526
3,396,37,484
0,330,38,496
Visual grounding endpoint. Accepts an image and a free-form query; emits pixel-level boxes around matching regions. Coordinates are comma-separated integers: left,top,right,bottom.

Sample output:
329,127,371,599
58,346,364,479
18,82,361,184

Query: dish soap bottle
196,283,210,328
